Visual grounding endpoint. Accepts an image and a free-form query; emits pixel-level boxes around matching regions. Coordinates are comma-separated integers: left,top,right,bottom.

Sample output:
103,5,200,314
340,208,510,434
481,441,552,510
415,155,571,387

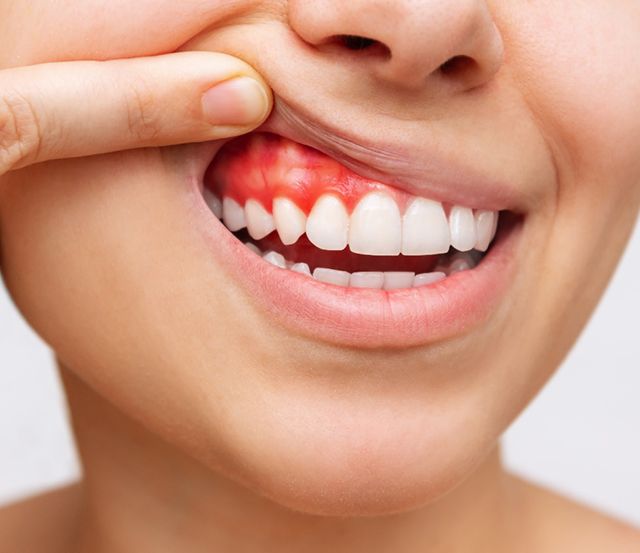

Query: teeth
313,267,350,287
273,197,307,245
401,198,451,255
245,199,276,240
475,210,498,252
306,194,349,251
448,252,477,274
413,272,446,287
222,197,247,232
203,189,222,219
383,272,415,290
350,271,384,289
291,262,311,276
349,192,402,255
244,242,262,256
263,250,286,268
449,206,477,252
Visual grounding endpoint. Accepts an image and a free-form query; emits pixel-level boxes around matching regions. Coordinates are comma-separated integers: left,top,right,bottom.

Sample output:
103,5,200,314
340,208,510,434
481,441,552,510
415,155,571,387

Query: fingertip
202,76,271,128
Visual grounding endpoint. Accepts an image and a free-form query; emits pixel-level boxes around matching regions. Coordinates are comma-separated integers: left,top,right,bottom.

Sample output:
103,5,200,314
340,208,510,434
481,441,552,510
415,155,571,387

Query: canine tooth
350,271,384,289
222,197,246,231
244,242,262,256
475,210,498,251
313,267,350,287
402,198,450,255
263,251,286,268
413,272,446,287
306,194,349,251
383,272,415,290
291,262,311,276
245,199,275,240
203,188,222,218
349,192,401,255
273,197,307,245
449,206,477,252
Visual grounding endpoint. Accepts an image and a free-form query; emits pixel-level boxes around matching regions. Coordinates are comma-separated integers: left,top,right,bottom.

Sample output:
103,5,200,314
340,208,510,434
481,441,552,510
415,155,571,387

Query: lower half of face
1,1,639,516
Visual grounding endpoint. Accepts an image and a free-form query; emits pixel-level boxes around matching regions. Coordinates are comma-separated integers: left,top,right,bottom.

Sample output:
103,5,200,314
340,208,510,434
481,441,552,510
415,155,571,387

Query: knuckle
124,78,162,143
0,91,43,174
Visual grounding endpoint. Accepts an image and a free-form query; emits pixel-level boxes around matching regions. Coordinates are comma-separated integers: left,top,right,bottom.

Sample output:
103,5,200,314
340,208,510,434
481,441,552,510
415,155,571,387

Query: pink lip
183,115,526,348
194,199,522,349
259,99,530,213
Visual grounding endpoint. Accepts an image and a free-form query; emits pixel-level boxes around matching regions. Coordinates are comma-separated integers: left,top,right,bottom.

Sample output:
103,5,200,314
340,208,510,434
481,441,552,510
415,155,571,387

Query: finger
0,51,272,174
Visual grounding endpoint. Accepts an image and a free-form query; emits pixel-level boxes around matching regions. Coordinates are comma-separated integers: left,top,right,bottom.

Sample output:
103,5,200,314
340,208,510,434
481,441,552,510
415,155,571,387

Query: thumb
0,51,272,174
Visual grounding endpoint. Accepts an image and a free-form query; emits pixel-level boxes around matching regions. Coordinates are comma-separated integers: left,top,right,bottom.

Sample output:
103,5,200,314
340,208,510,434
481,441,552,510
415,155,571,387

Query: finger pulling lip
186,118,526,348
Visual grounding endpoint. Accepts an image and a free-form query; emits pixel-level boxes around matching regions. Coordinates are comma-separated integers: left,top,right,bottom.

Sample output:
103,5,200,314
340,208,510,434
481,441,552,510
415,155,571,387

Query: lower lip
196,188,522,348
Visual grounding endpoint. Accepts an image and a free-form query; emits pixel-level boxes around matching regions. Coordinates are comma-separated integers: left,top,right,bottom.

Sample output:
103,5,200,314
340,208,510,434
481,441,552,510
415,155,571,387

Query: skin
1,1,640,551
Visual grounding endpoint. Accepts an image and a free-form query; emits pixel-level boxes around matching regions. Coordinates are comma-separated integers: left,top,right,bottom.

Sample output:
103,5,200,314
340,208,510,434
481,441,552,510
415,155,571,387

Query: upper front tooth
349,192,402,255
222,197,247,231
474,210,498,251
245,199,275,240
273,197,307,245
449,206,477,252
203,189,222,219
402,198,450,255
306,194,349,251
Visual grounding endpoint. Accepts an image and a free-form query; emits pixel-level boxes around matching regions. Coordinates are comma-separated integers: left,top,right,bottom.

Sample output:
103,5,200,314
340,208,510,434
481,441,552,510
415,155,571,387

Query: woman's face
1,1,639,516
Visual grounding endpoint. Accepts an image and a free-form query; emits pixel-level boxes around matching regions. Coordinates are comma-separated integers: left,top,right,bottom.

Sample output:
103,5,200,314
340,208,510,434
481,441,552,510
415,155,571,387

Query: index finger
0,51,272,174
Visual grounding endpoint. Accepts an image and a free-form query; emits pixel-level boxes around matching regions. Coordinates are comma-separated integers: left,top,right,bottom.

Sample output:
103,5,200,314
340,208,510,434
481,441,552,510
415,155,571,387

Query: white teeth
263,250,286,268
222,197,247,232
402,198,450,255
244,242,262,256
449,206,477,252
203,189,222,219
313,267,350,287
291,262,311,276
245,199,275,240
349,192,402,255
273,197,307,245
474,210,498,252
413,272,446,287
350,271,384,289
306,194,349,251
383,272,415,290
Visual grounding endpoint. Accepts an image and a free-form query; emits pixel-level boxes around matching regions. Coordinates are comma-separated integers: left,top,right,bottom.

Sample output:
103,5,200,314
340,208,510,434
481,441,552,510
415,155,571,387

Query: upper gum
206,134,491,216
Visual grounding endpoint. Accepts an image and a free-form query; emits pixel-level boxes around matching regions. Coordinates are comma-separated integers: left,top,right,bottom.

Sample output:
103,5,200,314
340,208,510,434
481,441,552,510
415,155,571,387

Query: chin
191,383,499,517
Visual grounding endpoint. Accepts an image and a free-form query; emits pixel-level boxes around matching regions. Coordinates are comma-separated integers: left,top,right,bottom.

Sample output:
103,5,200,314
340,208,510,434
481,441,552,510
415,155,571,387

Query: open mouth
201,133,506,291
195,131,524,347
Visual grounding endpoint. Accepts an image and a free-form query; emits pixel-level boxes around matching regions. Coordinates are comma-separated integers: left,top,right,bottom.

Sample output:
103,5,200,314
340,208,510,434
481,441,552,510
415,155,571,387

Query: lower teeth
245,242,482,290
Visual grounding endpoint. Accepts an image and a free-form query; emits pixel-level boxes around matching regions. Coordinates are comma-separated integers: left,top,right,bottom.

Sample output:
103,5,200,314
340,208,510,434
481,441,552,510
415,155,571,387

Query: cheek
504,2,640,188
0,0,250,67
495,2,640,383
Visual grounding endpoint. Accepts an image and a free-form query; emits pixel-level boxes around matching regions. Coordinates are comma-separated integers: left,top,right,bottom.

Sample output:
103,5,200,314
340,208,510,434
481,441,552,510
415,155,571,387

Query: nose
288,0,504,92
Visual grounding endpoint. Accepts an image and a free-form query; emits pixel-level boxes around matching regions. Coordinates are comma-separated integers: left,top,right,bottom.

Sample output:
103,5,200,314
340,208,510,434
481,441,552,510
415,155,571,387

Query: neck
61,364,522,553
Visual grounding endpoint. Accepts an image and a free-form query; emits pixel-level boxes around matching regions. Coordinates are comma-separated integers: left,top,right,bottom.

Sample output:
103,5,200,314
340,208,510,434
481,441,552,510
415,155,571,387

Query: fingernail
202,76,269,126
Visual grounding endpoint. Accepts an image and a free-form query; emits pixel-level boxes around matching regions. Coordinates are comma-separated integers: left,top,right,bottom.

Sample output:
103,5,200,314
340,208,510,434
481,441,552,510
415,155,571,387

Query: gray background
1,222,638,525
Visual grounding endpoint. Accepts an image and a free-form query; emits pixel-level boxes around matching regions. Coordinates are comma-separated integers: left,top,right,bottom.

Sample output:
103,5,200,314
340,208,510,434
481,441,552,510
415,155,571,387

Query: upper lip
256,96,528,213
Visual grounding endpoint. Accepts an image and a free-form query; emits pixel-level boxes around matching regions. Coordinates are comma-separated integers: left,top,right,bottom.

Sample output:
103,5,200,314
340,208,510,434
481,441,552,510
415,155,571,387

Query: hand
0,51,272,176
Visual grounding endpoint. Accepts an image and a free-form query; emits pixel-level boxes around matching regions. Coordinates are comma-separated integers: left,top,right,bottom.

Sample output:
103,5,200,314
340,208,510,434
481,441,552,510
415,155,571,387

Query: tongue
205,133,409,214
250,232,442,273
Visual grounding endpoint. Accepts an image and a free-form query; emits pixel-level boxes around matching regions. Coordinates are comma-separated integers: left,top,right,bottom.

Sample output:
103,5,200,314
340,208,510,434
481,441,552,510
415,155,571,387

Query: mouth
195,132,525,348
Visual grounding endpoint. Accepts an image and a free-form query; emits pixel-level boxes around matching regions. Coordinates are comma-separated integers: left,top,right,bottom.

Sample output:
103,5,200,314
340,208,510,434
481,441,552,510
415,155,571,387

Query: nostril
325,34,391,58
340,35,377,51
439,55,476,76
